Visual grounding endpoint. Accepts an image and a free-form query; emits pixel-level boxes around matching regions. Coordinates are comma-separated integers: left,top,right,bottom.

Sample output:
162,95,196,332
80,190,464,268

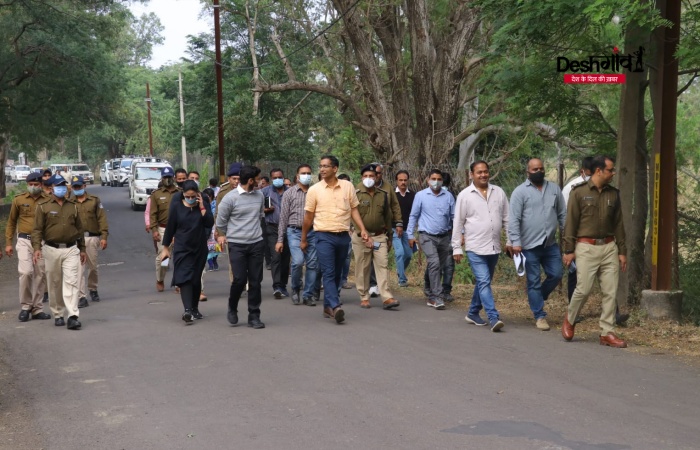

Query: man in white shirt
452,160,511,332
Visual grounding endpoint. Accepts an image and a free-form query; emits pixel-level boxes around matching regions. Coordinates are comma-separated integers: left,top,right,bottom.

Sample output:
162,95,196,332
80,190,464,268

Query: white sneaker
369,286,380,297
536,318,550,331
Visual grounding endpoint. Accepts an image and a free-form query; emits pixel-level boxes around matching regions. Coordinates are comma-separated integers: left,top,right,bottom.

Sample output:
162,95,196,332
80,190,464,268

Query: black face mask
176,181,185,188
529,171,545,185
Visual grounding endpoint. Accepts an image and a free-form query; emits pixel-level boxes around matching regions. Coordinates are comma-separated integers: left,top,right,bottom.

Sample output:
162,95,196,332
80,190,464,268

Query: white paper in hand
161,257,170,268
513,253,526,277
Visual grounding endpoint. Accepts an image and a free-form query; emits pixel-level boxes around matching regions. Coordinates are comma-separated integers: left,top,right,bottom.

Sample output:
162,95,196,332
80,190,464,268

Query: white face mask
362,178,375,189
298,174,312,185
582,174,591,182
429,180,443,190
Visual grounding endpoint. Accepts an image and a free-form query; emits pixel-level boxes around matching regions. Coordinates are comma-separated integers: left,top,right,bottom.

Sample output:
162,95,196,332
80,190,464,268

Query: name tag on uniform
361,200,370,206
49,211,59,215
159,197,166,200
583,196,593,200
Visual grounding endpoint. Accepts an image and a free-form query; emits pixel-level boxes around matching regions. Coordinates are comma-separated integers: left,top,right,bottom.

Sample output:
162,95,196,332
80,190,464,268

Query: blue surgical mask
184,197,197,205
298,174,312,185
73,189,85,196
272,178,284,188
53,186,67,198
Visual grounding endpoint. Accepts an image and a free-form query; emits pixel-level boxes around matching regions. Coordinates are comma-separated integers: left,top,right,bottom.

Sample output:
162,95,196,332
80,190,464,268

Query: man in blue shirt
261,168,290,298
508,158,566,331
407,169,455,310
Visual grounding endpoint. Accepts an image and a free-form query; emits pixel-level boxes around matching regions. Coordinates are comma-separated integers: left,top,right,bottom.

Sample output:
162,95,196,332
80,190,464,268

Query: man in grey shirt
508,158,566,331
216,166,266,329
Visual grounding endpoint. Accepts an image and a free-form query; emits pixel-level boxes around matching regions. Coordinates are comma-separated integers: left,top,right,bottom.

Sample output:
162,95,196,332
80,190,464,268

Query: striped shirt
278,184,308,242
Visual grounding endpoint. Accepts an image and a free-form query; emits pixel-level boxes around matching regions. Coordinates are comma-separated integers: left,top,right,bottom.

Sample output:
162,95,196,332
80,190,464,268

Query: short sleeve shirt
305,179,359,232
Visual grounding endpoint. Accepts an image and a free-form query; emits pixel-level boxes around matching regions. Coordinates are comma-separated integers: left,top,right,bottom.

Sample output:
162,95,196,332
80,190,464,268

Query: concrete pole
179,70,187,169
146,83,154,157
214,0,226,183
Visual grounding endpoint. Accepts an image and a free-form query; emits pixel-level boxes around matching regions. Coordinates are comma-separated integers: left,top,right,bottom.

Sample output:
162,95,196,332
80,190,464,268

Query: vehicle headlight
136,187,146,194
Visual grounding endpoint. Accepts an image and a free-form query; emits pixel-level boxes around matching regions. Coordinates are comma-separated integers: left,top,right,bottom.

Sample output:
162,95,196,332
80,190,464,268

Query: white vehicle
12,165,31,182
67,163,94,184
100,161,110,186
4,165,13,183
129,158,170,211
30,167,43,174
108,158,121,187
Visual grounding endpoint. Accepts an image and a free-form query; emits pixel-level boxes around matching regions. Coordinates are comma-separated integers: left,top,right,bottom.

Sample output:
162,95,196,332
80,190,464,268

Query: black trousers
266,223,290,289
228,240,265,320
262,218,271,266
180,280,201,312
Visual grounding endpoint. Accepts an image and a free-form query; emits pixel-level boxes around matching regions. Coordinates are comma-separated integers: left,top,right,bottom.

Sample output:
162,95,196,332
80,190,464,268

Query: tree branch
677,72,698,97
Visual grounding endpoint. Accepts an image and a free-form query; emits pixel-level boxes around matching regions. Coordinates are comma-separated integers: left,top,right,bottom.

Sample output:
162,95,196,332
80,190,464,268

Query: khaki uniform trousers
352,233,393,301
155,226,168,282
44,245,81,319
567,241,619,335
16,237,46,313
78,236,100,298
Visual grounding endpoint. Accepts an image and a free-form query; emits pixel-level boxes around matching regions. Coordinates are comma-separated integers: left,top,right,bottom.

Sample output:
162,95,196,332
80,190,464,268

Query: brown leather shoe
600,332,627,348
360,300,371,309
156,281,165,292
333,307,345,324
562,315,575,341
323,307,334,318
382,298,400,310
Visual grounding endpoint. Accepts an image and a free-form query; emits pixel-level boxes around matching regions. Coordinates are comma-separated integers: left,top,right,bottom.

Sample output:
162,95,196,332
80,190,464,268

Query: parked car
68,163,94,184
12,165,31,182
129,158,169,211
100,161,110,186
108,158,121,186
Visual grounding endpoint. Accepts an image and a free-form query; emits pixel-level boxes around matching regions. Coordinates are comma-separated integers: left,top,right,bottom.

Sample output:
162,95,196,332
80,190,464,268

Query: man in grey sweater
216,166,266,329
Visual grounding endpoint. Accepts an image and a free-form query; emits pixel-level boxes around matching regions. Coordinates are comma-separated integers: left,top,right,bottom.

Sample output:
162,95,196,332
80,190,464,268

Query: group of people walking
4,170,109,330
4,153,628,349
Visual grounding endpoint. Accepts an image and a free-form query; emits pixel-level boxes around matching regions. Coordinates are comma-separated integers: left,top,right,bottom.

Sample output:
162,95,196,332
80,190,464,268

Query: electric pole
146,83,154,157
214,0,226,182
179,70,187,169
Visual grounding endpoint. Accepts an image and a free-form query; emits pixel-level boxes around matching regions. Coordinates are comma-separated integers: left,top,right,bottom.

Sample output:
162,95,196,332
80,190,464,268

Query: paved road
1,185,699,450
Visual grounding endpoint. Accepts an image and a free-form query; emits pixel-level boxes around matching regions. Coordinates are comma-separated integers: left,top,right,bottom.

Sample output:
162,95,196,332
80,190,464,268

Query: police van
129,157,170,211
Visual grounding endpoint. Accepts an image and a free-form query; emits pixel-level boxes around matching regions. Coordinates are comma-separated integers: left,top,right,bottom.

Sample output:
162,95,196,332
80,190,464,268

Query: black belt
288,225,308,231
318,230,347,235
85,232,101,237
359,231,384,237
422,232,449,238
18,233,31,239
45,241,77,249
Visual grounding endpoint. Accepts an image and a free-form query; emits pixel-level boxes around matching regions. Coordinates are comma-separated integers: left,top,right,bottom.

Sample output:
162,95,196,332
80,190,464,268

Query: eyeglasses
604,168,616,173
318,165,333,169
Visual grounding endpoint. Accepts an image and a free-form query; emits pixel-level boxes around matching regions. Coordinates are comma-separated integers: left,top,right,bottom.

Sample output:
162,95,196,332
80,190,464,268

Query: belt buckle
595,238,605,245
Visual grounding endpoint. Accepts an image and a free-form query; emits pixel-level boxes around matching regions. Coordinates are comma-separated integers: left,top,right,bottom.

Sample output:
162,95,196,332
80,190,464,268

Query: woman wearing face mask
160,180,214,324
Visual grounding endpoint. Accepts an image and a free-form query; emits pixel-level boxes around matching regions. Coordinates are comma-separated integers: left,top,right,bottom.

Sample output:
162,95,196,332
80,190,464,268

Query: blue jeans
521,243,563,320
466,252,500,321
340,241,352,288
287,228,318,299
315,232,351,309
392,231,413,284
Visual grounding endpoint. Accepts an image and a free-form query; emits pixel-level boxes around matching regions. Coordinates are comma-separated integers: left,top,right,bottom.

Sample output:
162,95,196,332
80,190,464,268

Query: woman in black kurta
160,180,214,324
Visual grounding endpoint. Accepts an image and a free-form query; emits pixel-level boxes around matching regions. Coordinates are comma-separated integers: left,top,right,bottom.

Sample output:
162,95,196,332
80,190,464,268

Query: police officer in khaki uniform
353,164,400,310
71,176,109,308
149,167,180,292
5,172,50,322
32,174,87,330
562,155,627,348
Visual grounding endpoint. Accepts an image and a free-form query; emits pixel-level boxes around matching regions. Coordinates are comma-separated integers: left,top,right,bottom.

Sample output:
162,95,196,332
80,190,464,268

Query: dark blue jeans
466,252,500,320
287,228,318,299
521,243,563,320
315,232,351,309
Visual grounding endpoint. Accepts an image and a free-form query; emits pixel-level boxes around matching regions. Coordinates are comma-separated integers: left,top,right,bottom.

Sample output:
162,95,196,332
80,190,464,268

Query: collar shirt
406,188,455,240
353,184,392,234
508,180,566,250
75,194,109,240
395,188,415,230
304,179,359,233
148,186,179,231
32,197,86,252
277,185,308,242
216,185,264,244
6,192,48,240
261,185,288,224
451,183,510,256
562,175,586,207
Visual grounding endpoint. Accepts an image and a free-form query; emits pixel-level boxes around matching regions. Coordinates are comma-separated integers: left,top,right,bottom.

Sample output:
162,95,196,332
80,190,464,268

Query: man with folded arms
5,172,50,322
562,155,627,348
508,158,566,331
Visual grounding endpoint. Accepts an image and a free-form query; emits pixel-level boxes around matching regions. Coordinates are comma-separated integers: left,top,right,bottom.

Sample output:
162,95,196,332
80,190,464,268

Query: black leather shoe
32,312,51,320
78,297,89,308
192,309,204,320
18,310,30,322
66,316,81,330
616,312,630,326
55,317,65,327
248,318,265,329
90,290,100,302
227,310,238,326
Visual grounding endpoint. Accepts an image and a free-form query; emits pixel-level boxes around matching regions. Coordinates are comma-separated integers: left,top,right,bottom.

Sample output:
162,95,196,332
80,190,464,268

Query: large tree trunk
0,134,8,198
616,20,651,307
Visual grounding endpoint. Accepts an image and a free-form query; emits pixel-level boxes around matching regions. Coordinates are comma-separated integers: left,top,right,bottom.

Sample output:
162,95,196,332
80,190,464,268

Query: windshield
71,165,90,171
111,161,120,169
121,160,133,169
16,165,30,171
136,167,162,180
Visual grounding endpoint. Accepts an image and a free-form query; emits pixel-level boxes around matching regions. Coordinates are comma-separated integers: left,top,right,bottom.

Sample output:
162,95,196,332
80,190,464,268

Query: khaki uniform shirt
377,180,403,228
305,179,359,232
75,194,109,240
215,182,232,209
5,192,48,241
563,180,626,255
353,183,392,236
148,187,179,232
32,197,86,252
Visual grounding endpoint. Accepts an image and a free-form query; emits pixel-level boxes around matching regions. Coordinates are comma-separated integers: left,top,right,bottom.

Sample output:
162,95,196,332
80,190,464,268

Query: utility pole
179,70,187,169
214,0,226,182
77,137,82,162
146,83,154,157
643,0,682,320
